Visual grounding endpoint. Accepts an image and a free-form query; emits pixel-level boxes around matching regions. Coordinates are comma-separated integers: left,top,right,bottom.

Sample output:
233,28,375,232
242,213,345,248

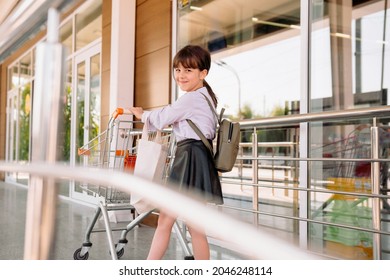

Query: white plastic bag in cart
132,120,168,214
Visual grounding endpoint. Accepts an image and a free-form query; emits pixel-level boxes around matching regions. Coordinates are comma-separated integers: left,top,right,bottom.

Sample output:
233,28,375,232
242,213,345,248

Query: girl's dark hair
173,45,218,107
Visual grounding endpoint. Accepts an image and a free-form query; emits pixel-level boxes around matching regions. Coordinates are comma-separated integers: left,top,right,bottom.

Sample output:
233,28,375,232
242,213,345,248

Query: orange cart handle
78,148,90,156
112,108,133,119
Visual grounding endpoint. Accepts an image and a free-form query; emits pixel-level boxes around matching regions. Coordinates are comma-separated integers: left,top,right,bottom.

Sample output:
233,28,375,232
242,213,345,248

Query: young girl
130,45,223,260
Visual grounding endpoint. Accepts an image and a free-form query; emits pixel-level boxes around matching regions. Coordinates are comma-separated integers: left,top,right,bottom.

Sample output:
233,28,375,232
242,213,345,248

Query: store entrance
70,42,102,204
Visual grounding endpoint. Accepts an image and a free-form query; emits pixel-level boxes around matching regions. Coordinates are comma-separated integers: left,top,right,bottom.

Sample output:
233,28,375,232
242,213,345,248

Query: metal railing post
252,128,259,226
371,119,382,260
23,8,66,260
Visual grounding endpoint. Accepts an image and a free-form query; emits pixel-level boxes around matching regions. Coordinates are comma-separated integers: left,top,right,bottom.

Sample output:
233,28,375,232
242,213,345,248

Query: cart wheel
73,248,89,260
108,244,125,259
116,247,125,259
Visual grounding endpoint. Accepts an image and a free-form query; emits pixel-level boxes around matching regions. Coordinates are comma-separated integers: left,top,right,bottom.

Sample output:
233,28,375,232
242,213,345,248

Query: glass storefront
2,0,388,259
5,0,102,199
176,0,302,253
75,0,102,52
309,0,390,259
177,0,301,119
5,52,34,185
176,0,390,259
60,20,73,55
176,0,303,247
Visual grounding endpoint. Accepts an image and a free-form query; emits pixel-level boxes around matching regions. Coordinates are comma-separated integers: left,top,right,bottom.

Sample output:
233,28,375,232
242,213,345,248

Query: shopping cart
312,125,378,257
73,108,193,260
322,124,390,197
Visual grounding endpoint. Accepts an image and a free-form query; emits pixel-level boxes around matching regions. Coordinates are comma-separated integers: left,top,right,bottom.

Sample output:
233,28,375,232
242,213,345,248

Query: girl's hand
130,107,144,119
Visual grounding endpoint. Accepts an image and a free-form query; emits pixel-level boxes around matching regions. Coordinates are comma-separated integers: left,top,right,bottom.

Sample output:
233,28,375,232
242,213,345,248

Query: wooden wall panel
101,0,111,130
136,0,171,58
136,0,148,5
100,70,111,130
135,0,172,110
101,5,111,73
135,47,170,108
102,0,112,28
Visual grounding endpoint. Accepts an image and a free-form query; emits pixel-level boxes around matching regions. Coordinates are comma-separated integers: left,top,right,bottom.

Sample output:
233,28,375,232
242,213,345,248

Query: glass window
176,0,302,243
20,52,32,86
60,20,73,54
89,53,101,141
18,83,31,162
177,0,301,120
32,48,36,77
8,63,19,90
12,94,17,161
76,60,86,162
309,0,389,260
311,0,389,112
75,0,102,51
58,59,73,198
177,0,389,259
62,59,73,162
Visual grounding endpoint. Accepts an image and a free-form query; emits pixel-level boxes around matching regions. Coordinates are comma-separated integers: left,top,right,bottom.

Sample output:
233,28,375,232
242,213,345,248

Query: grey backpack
187,94,240,173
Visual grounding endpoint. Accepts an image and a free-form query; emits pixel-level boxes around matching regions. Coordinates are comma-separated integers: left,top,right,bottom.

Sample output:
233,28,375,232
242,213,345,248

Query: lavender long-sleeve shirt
141,87,216,142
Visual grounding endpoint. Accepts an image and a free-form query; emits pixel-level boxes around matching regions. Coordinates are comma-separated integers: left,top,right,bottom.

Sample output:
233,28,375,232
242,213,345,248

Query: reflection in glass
60,20,73,54
89,54,101,143
309,0,389,259
177,0,302,246
309,128,375,260
63,60,73,162
58,60,73,197
32,48,36,76
20,53,32,86
177,0,389,259
6,51,33,185
177,0,301,119
76,61,86,165
18,84,31,162
12,94,17,162
311,0,389,112
74,52,101,197
8,63,19,90
75,0,102,51
17,83,31,185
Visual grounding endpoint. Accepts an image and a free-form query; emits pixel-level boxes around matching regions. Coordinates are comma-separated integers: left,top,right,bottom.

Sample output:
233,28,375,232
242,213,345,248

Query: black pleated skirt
168,139,224,205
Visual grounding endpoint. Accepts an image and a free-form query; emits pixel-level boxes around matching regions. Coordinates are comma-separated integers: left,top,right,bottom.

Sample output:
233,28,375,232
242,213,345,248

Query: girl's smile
174,64,207,92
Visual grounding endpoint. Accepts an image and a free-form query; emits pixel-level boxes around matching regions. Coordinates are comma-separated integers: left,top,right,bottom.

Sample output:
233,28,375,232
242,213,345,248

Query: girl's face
174,63,207,92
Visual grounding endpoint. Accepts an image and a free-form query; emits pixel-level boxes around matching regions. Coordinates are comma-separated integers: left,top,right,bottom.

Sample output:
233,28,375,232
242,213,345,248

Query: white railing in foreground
0,161,321,260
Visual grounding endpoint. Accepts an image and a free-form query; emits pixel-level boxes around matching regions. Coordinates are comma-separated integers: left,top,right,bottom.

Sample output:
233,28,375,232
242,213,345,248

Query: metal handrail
0,161,320,260
239,105,390,128
221,106,390,259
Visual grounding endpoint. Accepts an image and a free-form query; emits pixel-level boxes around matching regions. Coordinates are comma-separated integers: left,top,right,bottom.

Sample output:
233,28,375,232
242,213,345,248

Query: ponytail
203,80,218,108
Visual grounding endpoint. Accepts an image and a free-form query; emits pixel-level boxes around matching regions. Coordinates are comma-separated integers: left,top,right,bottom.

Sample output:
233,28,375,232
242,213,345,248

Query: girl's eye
174,68,194,73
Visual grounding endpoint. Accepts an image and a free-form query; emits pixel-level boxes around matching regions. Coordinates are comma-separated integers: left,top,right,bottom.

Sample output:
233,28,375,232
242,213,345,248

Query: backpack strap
186,119,214,156
200,93,224,125
186,92,226,156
